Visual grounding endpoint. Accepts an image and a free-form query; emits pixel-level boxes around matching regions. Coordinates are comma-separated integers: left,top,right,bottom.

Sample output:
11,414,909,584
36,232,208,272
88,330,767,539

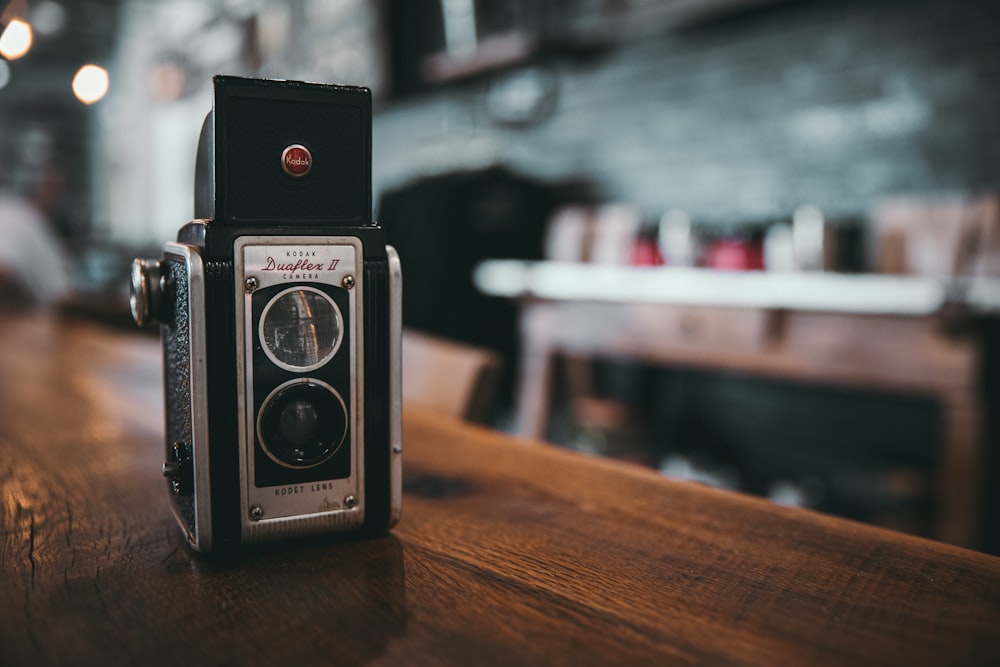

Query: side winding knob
129,258,165,327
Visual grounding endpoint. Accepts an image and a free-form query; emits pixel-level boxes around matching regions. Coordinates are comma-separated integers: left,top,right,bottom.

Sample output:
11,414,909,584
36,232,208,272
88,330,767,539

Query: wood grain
1,314,998,666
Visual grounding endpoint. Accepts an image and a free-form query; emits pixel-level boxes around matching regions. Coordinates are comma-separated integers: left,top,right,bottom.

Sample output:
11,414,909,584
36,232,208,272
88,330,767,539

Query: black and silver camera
130,76,401,553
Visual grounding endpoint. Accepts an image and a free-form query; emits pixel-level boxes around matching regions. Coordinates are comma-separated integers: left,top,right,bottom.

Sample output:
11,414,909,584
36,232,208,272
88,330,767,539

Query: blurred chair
402,328,502,424
872,194,1000,277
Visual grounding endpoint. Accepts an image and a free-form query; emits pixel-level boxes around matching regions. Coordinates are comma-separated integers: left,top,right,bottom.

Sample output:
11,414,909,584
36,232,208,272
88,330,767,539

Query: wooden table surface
2,313,999,666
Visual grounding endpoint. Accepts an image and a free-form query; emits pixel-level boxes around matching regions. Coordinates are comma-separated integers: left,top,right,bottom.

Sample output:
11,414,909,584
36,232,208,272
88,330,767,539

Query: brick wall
373,0,1000,226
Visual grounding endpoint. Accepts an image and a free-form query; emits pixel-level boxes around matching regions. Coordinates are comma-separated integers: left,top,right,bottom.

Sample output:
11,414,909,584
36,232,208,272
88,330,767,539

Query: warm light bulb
0,19,33,60
72,64,109,104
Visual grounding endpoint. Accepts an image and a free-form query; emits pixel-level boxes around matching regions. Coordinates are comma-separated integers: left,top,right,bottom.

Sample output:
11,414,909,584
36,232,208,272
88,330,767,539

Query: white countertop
473,260,1000,316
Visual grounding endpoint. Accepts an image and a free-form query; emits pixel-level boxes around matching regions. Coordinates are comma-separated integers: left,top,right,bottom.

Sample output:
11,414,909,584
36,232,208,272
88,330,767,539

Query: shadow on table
160,533,408,663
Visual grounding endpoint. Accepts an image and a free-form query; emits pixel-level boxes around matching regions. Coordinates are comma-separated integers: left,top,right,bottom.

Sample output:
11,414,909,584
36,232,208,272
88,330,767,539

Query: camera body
131,76,401,553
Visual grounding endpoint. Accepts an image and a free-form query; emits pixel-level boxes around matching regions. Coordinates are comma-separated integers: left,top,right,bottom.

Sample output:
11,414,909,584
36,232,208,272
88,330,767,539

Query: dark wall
373,0,1000,225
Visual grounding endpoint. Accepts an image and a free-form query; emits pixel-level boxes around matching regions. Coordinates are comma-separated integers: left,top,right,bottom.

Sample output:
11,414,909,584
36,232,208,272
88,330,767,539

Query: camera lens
257,380,347,468
279,398,320,445
260,287,342,371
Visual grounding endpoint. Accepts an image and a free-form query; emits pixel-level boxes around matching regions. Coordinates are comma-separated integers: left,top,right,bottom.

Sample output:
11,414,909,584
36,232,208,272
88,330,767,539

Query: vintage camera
130,76,401,553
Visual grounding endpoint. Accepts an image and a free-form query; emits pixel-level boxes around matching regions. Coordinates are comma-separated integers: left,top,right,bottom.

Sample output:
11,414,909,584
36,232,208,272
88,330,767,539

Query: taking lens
257,380,347,468
260,287,342,371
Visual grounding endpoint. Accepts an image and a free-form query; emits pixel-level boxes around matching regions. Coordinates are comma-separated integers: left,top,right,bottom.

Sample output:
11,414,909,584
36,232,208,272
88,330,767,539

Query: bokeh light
0,19,34,60
31,1,67,37
72,64,109,104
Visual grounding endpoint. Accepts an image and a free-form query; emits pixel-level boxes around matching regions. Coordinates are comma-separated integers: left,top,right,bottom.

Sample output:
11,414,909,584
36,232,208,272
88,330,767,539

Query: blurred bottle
764,221,796,271
590,204,641,265
779,204,865,273
544,206,593,262
792,204,826,271
658,209,698,267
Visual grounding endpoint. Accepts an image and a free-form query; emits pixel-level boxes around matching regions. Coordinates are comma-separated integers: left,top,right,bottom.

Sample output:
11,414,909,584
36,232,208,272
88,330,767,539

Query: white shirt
0,194,70,305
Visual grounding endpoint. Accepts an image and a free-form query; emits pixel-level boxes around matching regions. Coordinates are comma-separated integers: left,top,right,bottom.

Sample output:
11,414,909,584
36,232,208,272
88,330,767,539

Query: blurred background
1,0,999,551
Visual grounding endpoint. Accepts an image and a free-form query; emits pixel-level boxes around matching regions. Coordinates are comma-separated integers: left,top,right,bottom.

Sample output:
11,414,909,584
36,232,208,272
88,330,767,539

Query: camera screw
249,505,264,521
341,275,355,289
344,495,357,509
245,277,259,293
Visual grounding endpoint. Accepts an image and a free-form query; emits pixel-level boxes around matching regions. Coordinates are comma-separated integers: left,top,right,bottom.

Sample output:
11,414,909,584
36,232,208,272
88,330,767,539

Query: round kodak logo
281,144,312,177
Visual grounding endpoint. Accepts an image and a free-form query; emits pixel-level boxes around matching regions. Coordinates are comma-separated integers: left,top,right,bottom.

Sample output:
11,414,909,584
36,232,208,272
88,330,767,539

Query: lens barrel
257,380,347,468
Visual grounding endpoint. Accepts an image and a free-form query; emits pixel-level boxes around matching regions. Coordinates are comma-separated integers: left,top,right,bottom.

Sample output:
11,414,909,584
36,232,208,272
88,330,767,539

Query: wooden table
475,260,990,548
2,314,999,666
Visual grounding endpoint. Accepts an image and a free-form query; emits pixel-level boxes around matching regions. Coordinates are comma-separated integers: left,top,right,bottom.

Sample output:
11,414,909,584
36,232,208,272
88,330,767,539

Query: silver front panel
163,241,212,553
387,245,403,528
234,236,365,543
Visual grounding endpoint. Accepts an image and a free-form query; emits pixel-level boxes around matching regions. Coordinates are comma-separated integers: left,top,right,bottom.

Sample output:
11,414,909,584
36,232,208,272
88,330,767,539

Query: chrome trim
387,245,403,527
257,285,344,372
234,236,365,543
255,378,348,469
163,241,212,553
240,507,364,543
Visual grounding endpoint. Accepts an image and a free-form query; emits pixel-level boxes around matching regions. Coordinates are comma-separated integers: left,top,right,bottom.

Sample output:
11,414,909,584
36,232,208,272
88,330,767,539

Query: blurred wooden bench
402,328,502,424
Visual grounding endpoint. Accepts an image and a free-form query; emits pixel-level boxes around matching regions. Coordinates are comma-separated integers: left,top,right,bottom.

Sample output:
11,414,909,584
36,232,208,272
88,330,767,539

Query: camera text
273,481,341,496
261,255,341,281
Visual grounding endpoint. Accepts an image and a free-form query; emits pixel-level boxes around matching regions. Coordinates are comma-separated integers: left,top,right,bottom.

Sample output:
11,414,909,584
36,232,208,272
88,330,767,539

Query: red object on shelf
630,237,665,266
704,238,764,271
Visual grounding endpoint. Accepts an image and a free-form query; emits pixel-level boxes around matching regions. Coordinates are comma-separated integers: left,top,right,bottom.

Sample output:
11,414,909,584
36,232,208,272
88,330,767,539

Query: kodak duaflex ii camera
130,76,402,553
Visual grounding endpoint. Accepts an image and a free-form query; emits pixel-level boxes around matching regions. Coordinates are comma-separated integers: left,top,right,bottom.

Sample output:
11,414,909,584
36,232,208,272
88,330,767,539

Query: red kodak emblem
281,144,312,177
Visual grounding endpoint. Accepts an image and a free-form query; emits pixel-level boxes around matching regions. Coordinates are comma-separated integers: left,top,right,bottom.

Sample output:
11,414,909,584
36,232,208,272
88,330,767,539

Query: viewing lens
261,288,342,370
258,381,347,468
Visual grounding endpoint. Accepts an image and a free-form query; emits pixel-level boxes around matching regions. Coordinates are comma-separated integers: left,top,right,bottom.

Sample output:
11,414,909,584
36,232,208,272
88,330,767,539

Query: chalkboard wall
373,0,1000,226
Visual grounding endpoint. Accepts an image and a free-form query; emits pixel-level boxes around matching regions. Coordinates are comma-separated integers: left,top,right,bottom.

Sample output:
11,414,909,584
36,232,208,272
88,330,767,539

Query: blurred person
0,166,70,308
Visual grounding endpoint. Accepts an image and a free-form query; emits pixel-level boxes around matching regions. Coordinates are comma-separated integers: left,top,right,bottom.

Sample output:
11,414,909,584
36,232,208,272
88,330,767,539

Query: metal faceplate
387,245,403,528
162,242,212,552
234,236,365,543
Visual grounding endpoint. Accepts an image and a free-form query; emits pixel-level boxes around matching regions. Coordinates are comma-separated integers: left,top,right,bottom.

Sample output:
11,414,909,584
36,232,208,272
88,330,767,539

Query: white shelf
474,260,1000,316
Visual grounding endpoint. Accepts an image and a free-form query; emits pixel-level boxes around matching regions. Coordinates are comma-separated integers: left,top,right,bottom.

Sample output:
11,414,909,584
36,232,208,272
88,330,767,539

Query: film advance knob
129,258,164,327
